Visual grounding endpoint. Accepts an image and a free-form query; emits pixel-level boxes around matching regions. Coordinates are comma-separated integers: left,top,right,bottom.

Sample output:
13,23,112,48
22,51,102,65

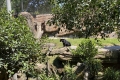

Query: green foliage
11,0,52,14
73,39,102,78
38,72,57,80
0,8,46,77
0,0,5,8
103,67,120,80
50,0,120,38
64,64,76,80
73,39,98,61
85,59,102,76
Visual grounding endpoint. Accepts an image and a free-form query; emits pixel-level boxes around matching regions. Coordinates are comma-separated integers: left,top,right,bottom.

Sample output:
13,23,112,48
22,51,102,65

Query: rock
70,46,77,50
34,63,46,72
43,43,56,48
20,12,44,39
109,32,118,38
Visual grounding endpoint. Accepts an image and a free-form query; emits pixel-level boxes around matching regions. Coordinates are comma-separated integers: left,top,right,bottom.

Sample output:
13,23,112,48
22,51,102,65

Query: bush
64,64,77,80
103,67,120,80
72,39,102,79
73,39,98,61
0,8,46,77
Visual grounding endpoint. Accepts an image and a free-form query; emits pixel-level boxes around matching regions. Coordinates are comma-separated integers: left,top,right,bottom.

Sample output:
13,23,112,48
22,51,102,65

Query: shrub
72,39,102,79
0,8,46,77
103,67,120,80
73,39,98,61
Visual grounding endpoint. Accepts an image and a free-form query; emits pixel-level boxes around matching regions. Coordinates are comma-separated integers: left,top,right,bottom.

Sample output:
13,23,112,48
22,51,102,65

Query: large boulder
20,12,44,39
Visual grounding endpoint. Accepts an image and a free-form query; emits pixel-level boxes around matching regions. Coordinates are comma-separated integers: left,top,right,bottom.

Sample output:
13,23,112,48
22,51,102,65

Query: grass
46,38,120,64
47,38,120,48
46,38,120,68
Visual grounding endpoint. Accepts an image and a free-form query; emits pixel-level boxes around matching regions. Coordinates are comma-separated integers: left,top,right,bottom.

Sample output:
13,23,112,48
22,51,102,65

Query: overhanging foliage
50,0,120,38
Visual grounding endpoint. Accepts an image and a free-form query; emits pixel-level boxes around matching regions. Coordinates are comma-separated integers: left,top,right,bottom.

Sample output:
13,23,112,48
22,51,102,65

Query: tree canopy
11,0,52,14
50,0,120,38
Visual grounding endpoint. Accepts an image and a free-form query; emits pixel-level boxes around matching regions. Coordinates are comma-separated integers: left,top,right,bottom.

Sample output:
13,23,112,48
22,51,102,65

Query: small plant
64,64,77,80
73,39,98,61
73,39,102,79
38,72,57,80
103,67,120,80
85,58,102,79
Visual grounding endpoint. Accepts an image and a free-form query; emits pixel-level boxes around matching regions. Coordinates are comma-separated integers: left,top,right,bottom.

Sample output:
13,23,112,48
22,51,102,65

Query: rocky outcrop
19,12,119,38
19,12,44,39
20,12,76,37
